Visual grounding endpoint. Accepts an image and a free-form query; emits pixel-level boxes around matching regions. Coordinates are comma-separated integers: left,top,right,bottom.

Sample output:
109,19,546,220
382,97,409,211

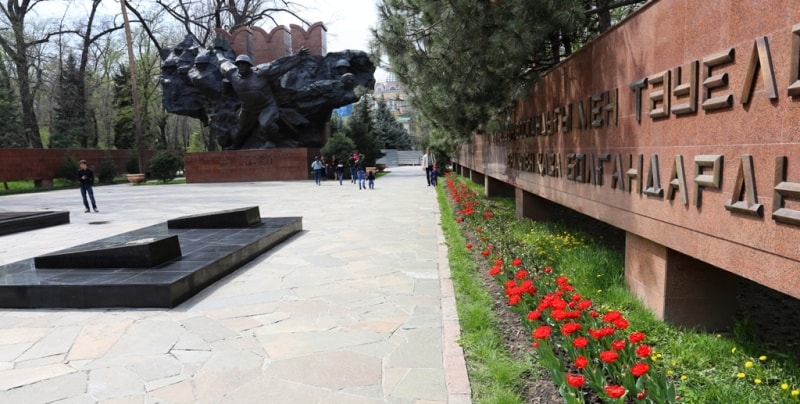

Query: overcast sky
41,0,387,80
274,0,387,81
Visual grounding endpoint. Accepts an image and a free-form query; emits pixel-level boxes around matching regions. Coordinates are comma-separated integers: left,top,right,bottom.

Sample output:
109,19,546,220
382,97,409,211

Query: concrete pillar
625,232,738,331
515,188,558,221
485,176,515,198
469,170,485,186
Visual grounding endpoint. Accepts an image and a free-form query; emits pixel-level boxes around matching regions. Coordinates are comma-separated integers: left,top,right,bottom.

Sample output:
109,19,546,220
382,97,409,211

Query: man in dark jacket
77,160,99,213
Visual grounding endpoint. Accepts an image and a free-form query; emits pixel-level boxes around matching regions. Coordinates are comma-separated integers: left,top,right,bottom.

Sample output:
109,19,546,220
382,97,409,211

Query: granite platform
0,216,302,308
0,211,70,236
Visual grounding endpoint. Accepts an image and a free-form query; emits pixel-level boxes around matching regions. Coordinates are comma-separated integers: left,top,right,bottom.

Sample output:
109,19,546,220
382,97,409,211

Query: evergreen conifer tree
112,64,136,150
50,53,87,149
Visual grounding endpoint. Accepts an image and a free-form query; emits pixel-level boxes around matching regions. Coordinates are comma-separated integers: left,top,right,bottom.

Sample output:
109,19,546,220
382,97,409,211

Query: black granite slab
34,235,182,269
0,216,302,308
0,211,70,236
168,206,261,228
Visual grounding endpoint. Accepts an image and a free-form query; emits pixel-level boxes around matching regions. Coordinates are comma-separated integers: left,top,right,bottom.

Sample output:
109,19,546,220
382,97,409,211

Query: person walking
311,156,324,185
355,154,366,190
77,160,99,213
430,165,439,187
367,169,376,189
422,148,436,186
335,157,345,185
347,152,357,183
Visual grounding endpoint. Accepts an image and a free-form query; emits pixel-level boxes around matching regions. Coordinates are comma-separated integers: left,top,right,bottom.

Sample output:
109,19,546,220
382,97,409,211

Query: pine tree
112,64,136,150
344,97,383,166
373,99,412,150
0,55,23,147
50,53,86,149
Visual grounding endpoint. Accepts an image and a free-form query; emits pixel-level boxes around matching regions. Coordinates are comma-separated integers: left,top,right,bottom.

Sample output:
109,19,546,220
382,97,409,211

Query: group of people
311,152,375,189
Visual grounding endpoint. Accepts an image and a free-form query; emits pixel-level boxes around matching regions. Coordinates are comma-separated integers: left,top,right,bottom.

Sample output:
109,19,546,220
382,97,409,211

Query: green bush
97,158,117,184
125,155,139,174
149,150,183,183
56,155,79,184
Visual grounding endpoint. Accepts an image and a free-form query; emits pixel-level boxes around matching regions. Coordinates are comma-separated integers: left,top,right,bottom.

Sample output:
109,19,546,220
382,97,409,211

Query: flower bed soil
462,203,800,402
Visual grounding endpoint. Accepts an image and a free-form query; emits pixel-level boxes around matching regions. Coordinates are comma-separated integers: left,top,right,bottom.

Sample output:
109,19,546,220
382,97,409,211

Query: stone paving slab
0,166,471,403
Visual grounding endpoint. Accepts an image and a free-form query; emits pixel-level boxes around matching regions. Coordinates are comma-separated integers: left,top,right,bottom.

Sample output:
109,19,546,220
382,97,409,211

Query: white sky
272,0,387,81
39,0,388,81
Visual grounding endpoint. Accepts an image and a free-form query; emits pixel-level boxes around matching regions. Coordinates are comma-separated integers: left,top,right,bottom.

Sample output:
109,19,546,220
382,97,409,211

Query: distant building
373,74,419,148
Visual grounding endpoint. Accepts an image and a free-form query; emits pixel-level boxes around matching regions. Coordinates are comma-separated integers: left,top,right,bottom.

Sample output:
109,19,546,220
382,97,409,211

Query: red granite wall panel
184,149,318,183
458,0,800,299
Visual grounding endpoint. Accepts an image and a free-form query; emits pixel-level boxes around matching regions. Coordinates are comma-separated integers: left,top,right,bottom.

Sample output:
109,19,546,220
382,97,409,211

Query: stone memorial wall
455,0,800,328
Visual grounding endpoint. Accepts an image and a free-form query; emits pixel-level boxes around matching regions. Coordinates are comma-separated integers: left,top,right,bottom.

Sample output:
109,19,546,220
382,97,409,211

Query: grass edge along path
438,173,800,403
436,182,541,403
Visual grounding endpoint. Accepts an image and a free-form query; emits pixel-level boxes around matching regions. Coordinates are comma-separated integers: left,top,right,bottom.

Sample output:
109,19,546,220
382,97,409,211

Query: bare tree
0,0,77,148
126,0,311,52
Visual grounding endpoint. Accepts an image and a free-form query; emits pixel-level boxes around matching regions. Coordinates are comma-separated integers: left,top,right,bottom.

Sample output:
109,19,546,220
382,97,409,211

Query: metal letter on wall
605,88,618,126
788,24,800,96
644,154,664,198
667,155,689,205
648,70,671,119
627,154,643,195
612,154,625,191
693,154,723,207
741,37,778,105
591,92,605,128
702,48,735,110
594,153,610,186
772,156,800,226
672,61,698,115
630,77,648,123
725,154,763,216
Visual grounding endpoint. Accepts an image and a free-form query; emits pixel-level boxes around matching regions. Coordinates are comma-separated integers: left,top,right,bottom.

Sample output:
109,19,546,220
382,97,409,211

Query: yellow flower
792,390,799,397
781,383,789,390
667,370,674,376
737,372,746,379
759,355,767,361
731,347,737,354
657,353,663,359
755,379,762,384
716,334,721,338
745,361,754,368
680,375,688,381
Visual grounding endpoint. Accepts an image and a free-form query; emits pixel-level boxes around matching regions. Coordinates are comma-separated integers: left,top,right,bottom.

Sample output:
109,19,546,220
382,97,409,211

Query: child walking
367,170,376,189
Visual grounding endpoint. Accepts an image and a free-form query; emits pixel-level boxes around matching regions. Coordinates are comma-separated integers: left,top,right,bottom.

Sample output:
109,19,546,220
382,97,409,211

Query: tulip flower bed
442,174,800,403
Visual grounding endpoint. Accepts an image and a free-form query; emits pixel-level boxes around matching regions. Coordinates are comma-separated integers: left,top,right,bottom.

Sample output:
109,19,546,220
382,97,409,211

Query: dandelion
737,372,745,379
792,390,799,397
731,347,737,354
755,379,762,385
758,355,767,361
680,375,688,381
745,361,754,368
668,370,674,376
781,383,789,390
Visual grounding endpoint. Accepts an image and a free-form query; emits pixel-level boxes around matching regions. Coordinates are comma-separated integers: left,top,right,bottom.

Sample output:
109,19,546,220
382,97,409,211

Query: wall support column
625,232,738,331
485,176,515,198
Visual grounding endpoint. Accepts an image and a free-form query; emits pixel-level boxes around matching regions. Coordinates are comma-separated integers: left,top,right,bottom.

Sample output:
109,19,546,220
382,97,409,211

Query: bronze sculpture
160,34,376,150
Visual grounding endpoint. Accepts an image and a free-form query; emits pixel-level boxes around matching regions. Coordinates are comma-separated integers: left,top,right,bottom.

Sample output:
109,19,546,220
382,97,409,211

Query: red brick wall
0,149,155,182
184,148,318,183
215,22,328,63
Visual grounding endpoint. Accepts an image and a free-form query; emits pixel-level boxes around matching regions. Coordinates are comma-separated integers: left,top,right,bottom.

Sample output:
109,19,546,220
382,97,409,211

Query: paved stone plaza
0,166,470,403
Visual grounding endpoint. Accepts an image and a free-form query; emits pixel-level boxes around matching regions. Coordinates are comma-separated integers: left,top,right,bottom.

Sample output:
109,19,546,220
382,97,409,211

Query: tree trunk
15,60,43,148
